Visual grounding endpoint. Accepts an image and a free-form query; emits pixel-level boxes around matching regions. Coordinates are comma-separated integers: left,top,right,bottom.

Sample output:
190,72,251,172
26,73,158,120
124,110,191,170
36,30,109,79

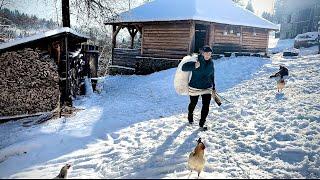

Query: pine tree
262,11,275,23
246,0,254,13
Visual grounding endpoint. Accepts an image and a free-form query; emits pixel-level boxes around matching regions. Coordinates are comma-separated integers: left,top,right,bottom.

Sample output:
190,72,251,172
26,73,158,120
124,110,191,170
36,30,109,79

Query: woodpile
0,48,60,116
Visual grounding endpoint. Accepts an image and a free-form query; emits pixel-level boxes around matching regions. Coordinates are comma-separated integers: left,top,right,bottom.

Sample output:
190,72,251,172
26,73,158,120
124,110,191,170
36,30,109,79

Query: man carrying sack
181,45,221,131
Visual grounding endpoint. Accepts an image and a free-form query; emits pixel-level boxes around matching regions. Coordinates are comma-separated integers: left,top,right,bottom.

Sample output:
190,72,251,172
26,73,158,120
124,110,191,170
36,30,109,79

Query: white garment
174,55,198,95
188,86,212,96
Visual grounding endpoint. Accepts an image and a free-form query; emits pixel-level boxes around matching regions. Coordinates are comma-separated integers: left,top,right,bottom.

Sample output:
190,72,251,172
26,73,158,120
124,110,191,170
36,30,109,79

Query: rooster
277,79,285,92
54,164,71,179
188,138,206,178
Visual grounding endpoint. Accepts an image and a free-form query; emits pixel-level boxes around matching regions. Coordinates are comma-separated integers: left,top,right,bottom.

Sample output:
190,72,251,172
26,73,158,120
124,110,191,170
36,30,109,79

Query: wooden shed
105,0,279,74
0,28,90,107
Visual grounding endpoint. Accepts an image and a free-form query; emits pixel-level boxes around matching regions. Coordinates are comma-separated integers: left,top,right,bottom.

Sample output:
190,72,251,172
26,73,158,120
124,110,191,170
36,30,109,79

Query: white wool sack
174,54,198,95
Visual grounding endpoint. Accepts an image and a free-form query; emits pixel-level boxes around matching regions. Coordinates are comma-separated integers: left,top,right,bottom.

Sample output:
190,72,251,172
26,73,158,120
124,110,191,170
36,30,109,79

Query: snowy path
0,50,319,178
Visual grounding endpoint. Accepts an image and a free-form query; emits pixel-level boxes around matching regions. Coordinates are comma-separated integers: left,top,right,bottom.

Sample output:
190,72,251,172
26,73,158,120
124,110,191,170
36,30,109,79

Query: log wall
142,22,191,59
211,24,242,53
241,27,269,52
210,23,269,53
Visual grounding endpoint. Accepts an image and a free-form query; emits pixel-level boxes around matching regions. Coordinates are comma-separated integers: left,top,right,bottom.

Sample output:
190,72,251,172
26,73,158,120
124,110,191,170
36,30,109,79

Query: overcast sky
6,0,275,21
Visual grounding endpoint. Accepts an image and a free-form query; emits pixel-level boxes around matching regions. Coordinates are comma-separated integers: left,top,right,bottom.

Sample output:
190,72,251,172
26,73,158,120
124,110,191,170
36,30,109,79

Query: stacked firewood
0,48,60,116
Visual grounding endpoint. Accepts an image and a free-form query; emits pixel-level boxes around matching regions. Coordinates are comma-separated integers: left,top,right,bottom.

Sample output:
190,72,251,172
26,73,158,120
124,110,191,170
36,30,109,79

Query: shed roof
106,0,279,30
0,27,89,51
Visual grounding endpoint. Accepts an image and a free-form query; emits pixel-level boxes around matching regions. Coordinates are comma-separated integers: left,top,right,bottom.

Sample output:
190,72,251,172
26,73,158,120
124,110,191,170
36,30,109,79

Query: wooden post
64,35,71,106
209,24,215,47
112,25,117,49
188,21,196,54
112,24,122,64
134,25,142,34
141,26,144,55
112,25,122,47
127,26,139,49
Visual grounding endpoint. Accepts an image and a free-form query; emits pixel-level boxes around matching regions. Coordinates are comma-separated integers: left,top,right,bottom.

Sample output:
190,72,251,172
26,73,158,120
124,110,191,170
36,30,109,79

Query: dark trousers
188,94,211,127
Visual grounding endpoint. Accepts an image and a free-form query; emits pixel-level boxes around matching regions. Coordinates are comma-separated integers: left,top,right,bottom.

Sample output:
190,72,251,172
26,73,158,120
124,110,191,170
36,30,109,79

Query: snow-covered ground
268,38,295,54
0,41,319,179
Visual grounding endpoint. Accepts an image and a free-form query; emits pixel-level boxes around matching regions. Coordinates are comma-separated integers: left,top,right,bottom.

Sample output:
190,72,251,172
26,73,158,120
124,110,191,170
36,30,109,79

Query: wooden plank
242,39,268,42
143,28,190,32
141,26,144,55
242,36,268,40
214,39,240,43
209,24,215,46
242,35,268,39
142,53,185,59
242,42,268,45
144,28,191,32
144,39,189,44
143,48,188,55
143,31,190,35
189,21,195,54
143,46,188,52
143,42,189,47
242,45,267,49
242,41,268,44
214,40,240,44
144,37,190,42
214,36,240,40
143,34,190,39
242,43,267,46
241,37,267,40
144,24,190,29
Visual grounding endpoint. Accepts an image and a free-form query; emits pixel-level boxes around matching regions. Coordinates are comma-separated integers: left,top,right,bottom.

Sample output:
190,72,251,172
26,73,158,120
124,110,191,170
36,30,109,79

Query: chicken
54,164,71,179
188,138,206,178
277,79,285,92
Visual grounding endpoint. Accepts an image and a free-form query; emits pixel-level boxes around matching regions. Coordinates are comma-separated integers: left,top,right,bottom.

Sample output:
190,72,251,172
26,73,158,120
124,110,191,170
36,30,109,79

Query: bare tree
0,0,11,10
232,0,244,7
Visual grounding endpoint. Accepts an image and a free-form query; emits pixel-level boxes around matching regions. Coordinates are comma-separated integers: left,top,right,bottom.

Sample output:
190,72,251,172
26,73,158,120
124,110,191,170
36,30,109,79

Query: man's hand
195,61,200,69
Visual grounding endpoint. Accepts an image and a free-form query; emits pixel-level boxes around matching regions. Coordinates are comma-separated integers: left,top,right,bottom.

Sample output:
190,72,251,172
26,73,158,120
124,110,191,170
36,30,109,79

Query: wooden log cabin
105,0,279,75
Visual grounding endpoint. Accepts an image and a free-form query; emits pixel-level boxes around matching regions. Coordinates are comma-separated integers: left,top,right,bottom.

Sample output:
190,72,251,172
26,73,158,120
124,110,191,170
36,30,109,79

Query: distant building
105,0,278,75
278,0,320,39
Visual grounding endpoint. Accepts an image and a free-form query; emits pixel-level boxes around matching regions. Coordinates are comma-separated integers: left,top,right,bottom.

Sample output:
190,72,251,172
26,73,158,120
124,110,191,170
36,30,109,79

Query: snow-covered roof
108,0,279,30
0,27,89,50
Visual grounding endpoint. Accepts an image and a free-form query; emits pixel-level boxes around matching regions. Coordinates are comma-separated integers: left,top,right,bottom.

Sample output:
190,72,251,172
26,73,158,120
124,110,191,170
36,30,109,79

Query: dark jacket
181,55,215,90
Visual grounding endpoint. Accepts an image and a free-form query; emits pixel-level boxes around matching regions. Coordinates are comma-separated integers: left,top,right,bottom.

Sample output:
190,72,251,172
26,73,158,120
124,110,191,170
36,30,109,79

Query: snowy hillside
0,43,319,178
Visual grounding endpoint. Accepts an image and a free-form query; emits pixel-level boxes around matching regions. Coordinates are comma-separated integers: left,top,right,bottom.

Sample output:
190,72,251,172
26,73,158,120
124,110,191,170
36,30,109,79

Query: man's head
202,45,212,60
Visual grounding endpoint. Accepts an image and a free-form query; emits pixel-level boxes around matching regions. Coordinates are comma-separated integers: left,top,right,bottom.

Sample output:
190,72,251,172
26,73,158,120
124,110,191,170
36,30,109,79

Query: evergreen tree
246,0,254,13
262,11,275,23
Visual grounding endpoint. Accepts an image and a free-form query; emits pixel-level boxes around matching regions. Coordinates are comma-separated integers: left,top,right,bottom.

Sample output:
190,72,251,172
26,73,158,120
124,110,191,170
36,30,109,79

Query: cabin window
223,31,228,36
229,29,234,34
253,28,257,36
236,32,241,37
